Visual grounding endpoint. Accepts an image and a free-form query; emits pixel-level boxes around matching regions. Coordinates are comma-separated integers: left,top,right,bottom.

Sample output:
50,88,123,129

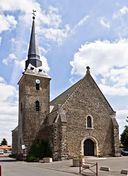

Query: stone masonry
17,69,51,156
12,15,120,160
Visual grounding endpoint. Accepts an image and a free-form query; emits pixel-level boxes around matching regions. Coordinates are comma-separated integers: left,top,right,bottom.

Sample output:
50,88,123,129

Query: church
12,15,120,160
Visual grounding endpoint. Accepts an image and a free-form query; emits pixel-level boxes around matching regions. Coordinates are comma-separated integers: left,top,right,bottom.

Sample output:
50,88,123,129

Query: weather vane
32,9,36,19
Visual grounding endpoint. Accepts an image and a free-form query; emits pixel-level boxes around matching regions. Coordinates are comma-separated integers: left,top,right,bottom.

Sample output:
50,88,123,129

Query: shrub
26,155,39,162
9,154,17,158
26,139,52,162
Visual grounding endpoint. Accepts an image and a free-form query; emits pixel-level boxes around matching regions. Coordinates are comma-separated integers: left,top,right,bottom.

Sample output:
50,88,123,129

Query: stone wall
59,74,119,158
111,115,120,156
15,68,120,161
17,72,50,155
12,127,18,155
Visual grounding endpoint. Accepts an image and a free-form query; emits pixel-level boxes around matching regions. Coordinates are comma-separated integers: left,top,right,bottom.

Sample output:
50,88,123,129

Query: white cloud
41,6,62,28
0,77,18,144
99,84,128,96
120,6,128,15
42,25,70,44
0,0,61,28
3,53,50,73
39,46,48,55
0,84,17,102
0,76,5,83
0,1,90,45
40,56,50,73
70,39,128,96
76,15,89,28
0,0,41,13
113,6,128,19
0,14,17,33
79,16,89,26
72,15,89,34
100,17,110,29
0,0,69,44
40,15,89,44
3,53,25,70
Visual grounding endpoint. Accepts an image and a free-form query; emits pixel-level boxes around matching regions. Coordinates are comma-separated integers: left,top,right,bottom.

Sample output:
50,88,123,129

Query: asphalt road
0,156,128,176
0,157,77,176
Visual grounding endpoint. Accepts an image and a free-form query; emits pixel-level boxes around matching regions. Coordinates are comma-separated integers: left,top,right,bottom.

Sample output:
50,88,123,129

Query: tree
121,116,128,148
126,116,128,123
121,126,128,148
1,138,7,145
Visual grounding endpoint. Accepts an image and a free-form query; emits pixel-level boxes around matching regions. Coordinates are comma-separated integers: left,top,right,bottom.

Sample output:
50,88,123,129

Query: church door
84,139,94,156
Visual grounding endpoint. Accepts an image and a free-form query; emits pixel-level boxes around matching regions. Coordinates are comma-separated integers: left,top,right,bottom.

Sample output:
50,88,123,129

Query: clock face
35,79,40,84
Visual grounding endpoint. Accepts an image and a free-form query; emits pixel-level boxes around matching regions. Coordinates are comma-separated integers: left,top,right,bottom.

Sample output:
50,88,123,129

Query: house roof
0,145,12,150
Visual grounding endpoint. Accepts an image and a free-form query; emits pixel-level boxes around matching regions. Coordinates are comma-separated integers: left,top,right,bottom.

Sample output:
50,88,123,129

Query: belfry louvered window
35,79,40,90
36,83,40,90
35,100,40,111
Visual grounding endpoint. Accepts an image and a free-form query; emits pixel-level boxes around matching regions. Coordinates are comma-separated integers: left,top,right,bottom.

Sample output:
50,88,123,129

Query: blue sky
0,0,128,144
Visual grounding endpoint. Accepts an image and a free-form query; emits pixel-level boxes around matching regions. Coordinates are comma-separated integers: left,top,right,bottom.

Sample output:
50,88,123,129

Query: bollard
96,162,98,176
121,169,128,175
0,165,1,176
100,166,110,171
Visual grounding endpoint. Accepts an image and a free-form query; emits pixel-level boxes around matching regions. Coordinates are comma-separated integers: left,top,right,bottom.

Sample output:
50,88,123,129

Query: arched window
35,100,40,111
86,115,93,128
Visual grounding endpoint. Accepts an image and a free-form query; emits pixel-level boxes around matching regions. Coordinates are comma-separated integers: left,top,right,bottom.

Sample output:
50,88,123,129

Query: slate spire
25,11,42,70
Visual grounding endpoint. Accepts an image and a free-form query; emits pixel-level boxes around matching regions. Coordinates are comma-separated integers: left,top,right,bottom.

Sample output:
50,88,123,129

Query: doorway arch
81,136,98,156
84,139,94,156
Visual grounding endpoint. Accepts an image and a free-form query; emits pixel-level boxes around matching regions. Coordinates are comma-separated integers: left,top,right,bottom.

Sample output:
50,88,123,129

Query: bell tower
17,12,51,156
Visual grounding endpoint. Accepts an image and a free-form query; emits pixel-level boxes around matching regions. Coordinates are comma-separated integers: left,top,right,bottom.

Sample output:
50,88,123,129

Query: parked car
121,149,128,156
0,149,4,154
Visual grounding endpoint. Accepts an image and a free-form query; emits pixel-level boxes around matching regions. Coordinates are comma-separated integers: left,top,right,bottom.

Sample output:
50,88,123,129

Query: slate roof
50,78,83,112
25,16,42,70
28,16,40,60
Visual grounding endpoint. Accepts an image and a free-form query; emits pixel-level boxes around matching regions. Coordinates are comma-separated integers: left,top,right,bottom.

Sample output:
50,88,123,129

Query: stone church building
12,16,120,160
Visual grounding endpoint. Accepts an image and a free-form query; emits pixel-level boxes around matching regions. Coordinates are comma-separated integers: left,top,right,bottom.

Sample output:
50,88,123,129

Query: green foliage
126,116,128,123
1,138,7,145
9,154,17,158
26,155,39,162
26,139,52,162
121,126,128,148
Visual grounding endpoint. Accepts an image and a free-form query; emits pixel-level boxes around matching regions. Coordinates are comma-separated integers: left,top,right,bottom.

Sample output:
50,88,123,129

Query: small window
36,83,40,90
35,100,40,111
86,115,93,128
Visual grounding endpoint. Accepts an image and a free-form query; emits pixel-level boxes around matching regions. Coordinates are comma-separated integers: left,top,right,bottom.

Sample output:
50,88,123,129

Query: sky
0,0,128,145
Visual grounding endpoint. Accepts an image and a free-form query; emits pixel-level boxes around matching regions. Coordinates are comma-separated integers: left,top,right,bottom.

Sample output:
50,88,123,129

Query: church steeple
25,11,42,70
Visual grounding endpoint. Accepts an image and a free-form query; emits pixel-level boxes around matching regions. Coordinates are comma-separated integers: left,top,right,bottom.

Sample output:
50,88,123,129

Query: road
0,157,77,176
0,156,128,176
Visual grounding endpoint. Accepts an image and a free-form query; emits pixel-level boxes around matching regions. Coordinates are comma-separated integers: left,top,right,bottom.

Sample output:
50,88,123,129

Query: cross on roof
32,10,36,19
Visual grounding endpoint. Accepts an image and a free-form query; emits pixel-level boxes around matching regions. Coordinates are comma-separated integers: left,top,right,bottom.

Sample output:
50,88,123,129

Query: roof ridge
61,79,84,109
85,74,115,114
